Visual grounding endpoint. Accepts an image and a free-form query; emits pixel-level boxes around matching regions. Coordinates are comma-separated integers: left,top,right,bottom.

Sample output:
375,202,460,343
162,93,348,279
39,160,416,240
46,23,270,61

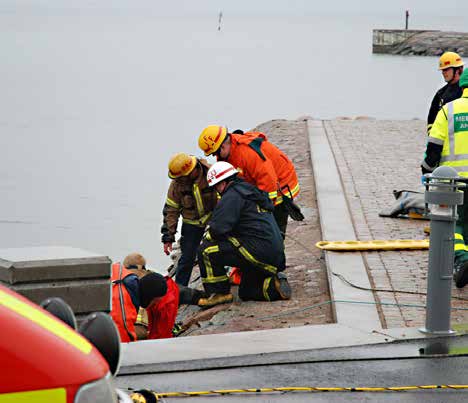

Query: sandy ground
175,119,334,337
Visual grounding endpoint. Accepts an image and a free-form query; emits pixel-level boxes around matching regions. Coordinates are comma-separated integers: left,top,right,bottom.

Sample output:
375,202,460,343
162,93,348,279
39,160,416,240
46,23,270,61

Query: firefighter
161,153,218,286
427,52,464,135
110,253,203,341
421,68,468,288
197,161,291,308
198,125,300,239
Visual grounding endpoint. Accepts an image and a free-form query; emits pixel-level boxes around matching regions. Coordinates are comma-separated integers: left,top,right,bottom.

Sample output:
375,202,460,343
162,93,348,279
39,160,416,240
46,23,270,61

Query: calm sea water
1,6,467,269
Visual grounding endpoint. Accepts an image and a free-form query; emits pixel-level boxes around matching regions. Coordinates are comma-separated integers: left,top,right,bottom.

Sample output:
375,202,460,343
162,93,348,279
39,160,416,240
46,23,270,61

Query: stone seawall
373,29,468,56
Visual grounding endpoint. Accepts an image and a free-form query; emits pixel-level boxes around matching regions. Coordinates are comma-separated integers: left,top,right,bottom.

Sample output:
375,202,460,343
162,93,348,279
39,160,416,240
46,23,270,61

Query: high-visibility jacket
147,276,179,339
225,132,300,205
427,82,463,135
427,88,468,177
110,262,138,343
161,159,218,243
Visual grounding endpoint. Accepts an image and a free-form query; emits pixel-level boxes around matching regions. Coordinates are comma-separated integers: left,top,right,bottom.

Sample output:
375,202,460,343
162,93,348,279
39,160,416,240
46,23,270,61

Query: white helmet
207,161,238,187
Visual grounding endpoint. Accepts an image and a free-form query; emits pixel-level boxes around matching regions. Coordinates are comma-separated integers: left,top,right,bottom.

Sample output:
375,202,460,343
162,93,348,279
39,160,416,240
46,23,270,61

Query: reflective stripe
166,197,180,209
268,190,278,200
263,277,272,301
276,183,301,204
182,212,212,227
117,263,134,342
0,289,92,355
427,137,444,145
448,102,455,157
193,184,205,217
202,245,220,281
228,237,278,275
451,166,468,173
289,183,300,198
202,275,229,284
455,233,464,240
421,160,434,171
441,154,468,162
455,244,468,251
0,388,66,403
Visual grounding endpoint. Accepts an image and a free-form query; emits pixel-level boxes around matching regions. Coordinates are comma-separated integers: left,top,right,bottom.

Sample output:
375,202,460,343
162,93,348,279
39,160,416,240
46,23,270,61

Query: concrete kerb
307,119,382,331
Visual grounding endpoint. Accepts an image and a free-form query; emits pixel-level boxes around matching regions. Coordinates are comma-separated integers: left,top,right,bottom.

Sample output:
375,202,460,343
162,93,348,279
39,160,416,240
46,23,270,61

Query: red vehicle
0,284,130,403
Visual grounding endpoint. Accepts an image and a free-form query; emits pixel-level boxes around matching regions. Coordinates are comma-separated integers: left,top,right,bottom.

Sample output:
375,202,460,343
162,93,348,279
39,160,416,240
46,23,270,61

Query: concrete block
0,246,111,315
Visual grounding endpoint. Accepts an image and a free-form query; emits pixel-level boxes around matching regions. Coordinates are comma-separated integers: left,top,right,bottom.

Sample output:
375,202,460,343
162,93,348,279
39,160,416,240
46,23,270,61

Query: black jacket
427,82,463,134
208,178,285,268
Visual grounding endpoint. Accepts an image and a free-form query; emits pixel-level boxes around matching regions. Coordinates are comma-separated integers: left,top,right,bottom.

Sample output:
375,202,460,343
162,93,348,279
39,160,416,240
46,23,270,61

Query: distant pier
373,29,468,56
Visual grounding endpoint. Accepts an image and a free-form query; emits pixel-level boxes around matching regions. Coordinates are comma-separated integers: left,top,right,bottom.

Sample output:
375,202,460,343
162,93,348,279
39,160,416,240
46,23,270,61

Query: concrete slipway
116,119,468,401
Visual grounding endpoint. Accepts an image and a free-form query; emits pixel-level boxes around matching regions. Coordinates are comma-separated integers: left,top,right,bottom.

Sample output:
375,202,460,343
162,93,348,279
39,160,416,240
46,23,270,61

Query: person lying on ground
110,253,204,341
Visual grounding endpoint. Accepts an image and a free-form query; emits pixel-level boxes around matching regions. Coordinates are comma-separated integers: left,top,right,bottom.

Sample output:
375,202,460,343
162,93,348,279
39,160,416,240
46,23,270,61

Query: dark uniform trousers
198,237,283,301
273,202,289,240
455,185,468,264
175,223,206,286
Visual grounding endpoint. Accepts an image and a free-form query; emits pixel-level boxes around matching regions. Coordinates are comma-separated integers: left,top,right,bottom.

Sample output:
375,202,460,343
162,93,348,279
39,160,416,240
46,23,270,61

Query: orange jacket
147,276,179,340
110,263,138,343
226,132,300,204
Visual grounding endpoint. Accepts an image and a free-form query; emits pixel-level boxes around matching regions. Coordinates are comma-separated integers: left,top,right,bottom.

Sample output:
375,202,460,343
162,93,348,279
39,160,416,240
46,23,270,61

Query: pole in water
218,11,223,31
405,9,409,30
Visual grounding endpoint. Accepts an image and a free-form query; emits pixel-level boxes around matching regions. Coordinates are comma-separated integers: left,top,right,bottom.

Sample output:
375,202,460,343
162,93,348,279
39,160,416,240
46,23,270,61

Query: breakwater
373,29,468,56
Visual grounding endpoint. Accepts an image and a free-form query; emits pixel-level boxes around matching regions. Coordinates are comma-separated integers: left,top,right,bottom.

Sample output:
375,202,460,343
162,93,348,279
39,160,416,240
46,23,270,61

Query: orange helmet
198,125,227,156
168,153,197,179
439,51,464,70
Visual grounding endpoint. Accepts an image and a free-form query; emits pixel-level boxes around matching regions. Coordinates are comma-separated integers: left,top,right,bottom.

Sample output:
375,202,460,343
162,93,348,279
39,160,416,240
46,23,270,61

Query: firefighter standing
421,69,468,288
198,125,300,239
197,161,291,308
161,153,218,286
427,52,464,135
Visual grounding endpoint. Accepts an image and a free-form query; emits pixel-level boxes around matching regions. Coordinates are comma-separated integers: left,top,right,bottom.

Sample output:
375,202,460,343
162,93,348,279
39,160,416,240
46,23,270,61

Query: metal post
420,166,464,335
405,10,409,30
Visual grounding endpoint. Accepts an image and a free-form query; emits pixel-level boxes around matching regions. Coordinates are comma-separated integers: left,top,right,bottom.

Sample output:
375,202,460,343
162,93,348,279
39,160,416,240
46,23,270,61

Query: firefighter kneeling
197,161,291,308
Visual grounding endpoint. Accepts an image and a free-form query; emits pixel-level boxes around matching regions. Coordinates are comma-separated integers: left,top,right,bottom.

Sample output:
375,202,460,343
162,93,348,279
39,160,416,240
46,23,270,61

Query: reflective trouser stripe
454,232,468,251
455,243,468,251
0,388,66,403
201,245,229,284
228,237,278,275
263,277,272,301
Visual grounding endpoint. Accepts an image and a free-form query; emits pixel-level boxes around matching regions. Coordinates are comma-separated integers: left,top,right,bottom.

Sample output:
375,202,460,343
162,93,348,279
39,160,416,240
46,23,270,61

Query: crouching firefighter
197,161,292,308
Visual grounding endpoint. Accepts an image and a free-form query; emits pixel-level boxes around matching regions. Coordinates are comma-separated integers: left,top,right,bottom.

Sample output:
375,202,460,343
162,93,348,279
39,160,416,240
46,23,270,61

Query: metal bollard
420,166,465,335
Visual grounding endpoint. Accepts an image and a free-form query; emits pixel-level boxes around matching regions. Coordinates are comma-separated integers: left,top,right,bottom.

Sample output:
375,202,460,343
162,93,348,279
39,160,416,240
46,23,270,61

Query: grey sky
5,0,468,18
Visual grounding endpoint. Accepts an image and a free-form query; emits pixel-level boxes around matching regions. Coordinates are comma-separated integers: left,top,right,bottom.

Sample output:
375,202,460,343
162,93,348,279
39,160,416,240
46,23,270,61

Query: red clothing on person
146,276,179,339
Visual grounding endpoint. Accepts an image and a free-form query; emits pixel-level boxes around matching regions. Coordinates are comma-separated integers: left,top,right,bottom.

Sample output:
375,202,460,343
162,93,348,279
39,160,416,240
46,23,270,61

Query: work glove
163,242,173,255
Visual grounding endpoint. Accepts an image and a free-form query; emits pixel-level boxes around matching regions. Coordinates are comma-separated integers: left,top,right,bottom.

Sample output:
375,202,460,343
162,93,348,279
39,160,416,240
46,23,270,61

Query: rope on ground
285,233,468,302
129,384,468,401
256,298,468,322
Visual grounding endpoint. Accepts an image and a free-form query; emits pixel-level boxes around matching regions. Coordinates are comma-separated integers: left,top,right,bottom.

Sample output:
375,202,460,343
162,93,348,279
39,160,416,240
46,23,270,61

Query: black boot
454,260,468,288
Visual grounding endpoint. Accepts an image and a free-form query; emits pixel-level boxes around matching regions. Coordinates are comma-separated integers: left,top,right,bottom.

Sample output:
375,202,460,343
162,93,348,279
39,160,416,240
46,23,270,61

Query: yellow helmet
198,125,227,156
168,153,197,179
438,51,464,70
